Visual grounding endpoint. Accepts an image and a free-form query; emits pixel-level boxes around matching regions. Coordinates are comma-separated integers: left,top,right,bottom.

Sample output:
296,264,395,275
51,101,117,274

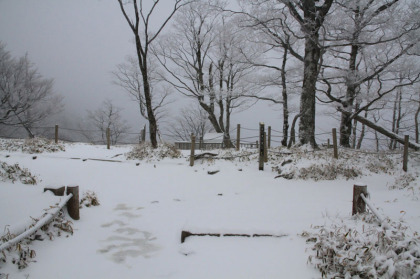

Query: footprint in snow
98,203,159,263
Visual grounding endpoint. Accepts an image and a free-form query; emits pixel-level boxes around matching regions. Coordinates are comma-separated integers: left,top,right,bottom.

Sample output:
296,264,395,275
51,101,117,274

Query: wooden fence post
106,128,111,149
264,132,268,162
403,135,409,172
259,123,265,171
66,186,80,220
268,126,271,149
55,124,59,144
352,184,368,215
236,124,240,151
327,139,330,148
141,124,146,142
332,128,338,159
190,134,195,167
256,140,259,149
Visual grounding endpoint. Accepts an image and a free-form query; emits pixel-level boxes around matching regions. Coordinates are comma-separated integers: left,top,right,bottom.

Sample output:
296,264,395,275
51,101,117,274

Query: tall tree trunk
135,34,158,148
294,0,334,148
281,49,289,146
416,94,420,144
340,43,359,148
356,110,368,149
299,36,320,148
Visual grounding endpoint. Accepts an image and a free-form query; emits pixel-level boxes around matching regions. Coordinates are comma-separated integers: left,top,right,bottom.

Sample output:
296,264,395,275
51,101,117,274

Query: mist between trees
1,0,419,151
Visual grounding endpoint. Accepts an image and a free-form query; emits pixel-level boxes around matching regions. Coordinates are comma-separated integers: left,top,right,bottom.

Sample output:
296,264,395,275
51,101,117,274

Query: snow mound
0,138,65,153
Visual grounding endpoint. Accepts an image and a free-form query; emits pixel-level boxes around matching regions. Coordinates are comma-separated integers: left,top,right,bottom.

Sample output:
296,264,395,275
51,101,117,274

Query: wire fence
0,123,418,156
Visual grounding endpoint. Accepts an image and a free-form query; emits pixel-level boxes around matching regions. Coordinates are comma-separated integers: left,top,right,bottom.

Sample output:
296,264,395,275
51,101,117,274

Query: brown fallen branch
181,230,288,243
207,170,220,175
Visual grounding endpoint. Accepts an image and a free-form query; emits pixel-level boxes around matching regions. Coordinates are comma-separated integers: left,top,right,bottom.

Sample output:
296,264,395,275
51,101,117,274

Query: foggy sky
0,0,322,140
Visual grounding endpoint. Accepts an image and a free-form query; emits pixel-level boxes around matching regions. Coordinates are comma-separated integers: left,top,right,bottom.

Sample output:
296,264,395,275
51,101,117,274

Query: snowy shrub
80,191,100,208
304,214,420,278
298,162,361,181
271,147,400,181
389,173,417,190
126,142,181,161
0,209,73,270
0,138,65,153
0,162,37,185
214,149,257,162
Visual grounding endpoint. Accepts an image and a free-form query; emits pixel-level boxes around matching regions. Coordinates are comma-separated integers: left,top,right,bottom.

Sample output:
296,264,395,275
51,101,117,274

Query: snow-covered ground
0,140,419,278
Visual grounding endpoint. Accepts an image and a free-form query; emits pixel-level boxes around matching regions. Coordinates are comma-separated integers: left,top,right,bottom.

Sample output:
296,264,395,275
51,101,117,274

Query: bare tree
282,0,334,148
154,0,256,148
0,43,63,138
113,55,171,131
116,0,191,148
85,100,131,145
319,0,420,147
233,1,304,146
168,104,214,141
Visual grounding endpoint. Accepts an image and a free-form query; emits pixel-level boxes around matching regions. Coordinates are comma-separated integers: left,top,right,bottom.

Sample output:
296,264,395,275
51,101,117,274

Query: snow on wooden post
190,134,195,167
66,186,80,220
268,126,271,149
332,128,338,159
403,135,409,172
55,124,59,144
106,128,111,150
236,124,240,151
352,183,368,215
264,132,268,163
259,122,265,171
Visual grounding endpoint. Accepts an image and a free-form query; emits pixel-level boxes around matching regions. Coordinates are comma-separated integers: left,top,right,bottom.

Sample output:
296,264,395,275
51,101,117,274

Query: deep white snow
1,141,419,278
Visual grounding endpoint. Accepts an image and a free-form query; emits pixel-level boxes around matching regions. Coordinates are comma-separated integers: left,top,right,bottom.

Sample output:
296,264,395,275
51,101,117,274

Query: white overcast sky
0,0,316,137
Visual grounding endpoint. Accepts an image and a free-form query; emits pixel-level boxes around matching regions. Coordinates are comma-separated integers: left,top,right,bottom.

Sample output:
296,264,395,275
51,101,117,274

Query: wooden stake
236,124,240,151
352,184,368,215
190,134,195,167
332,128,338,159
259,123,265,171
403,135,409,172
55,124,59,144
106,128,111,149
268,126,271,149
66,186,80,220
264,132,268,163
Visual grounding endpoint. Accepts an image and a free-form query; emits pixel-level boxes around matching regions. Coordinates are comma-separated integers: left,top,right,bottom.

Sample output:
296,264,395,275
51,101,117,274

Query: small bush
271,147,400,181
304,214,420,278
0,161,37,185
126,142,181,161
0,138,65,154
80,191,100,208
0,209,73,270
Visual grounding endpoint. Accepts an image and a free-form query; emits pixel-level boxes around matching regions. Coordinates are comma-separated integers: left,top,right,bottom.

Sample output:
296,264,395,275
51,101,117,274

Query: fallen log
194,152,218,160
180,230,288,243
